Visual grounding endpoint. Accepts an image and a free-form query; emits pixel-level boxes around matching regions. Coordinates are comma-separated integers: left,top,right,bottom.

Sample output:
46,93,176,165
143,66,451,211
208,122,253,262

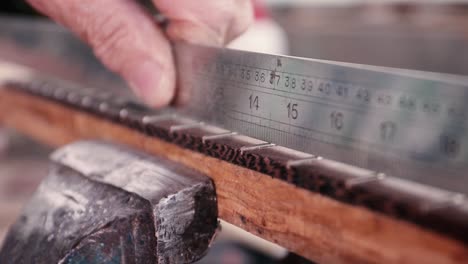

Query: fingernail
126,60,166,106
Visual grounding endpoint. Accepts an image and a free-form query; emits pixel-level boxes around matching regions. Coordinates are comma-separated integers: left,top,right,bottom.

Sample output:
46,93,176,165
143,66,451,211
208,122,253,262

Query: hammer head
0,141,218,264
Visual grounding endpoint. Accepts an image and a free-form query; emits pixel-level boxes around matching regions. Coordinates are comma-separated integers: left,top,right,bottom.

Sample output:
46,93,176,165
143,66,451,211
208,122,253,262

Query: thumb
27,0,175,108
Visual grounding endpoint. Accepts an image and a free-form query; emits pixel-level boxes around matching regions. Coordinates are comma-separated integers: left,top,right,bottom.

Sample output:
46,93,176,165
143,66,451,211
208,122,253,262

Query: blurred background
1,0,468,263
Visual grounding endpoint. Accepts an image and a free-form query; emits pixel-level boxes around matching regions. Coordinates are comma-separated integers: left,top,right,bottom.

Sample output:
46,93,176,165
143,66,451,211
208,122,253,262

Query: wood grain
1,88,467,264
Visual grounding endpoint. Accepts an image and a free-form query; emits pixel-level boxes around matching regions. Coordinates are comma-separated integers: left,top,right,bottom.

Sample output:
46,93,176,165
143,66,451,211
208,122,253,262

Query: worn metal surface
53,141,218,263
0,141,218,264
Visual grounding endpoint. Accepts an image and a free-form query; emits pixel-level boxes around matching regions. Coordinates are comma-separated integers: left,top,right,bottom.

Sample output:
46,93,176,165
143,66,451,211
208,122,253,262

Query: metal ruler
1,17,468,197
174,43,468,196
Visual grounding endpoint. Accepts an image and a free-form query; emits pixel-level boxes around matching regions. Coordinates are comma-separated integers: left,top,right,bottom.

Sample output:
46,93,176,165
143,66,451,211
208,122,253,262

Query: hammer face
0,141,218,264
0,165,158,264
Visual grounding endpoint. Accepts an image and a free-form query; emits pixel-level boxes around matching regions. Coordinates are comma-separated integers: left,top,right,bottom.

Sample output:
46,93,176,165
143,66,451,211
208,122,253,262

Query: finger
27,0,175,108
153,0,254,46
153,0,253,105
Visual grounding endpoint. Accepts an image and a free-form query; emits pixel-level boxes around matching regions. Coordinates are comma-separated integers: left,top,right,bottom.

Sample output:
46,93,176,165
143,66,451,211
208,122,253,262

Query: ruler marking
228,109,371,145
198,61,468,103
229,80,458,126
226,111,466,181
202,72,468,129
201,70,466,126
227,62,375,87
230,78,356,107
230,82,366,114
225,83,461,142
226,80,440,125
225,113,360,149
215,61,468,96
224,113,442,165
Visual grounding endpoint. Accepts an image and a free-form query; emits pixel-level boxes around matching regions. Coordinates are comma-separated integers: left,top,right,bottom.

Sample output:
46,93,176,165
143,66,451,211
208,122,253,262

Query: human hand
27,0,253,107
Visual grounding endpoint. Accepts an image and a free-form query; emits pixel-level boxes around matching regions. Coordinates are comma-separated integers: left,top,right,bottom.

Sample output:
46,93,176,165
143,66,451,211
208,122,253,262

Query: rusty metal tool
0,141,218,264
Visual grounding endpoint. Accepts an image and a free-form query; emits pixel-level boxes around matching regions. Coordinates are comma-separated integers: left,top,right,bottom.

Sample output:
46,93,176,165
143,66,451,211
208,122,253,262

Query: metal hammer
0,141,218,263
